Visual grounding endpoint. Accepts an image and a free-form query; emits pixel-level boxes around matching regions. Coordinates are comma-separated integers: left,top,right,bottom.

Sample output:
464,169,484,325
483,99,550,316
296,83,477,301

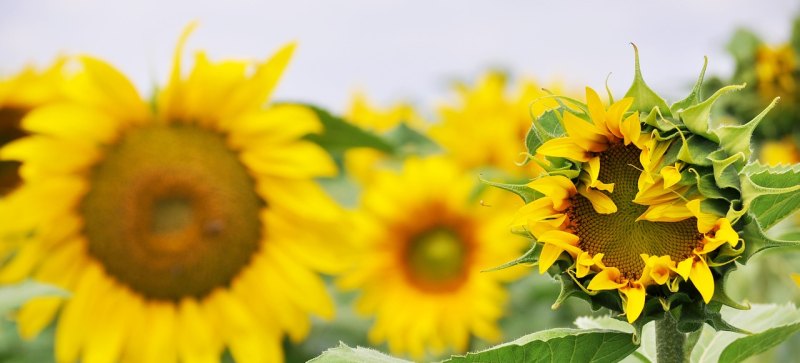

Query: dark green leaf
443,329,638,363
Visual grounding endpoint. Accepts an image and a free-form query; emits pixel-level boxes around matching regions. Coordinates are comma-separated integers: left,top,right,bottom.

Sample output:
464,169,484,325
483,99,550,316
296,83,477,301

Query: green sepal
713,97,779,160
551,273,586,310
484,244,538,272
708,149,745,191
710,266,751,311
525,109,565,155
480,178,541,204
740,214,800,263
671,57,708,113
642,107,677,132
679,84,745,143
625,44,672,117
677,134,719,166
690,170,738,201
740,162,800,230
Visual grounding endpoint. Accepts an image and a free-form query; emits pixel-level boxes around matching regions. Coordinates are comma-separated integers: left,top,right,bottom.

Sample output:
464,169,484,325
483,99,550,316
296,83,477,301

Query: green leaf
679,84,745,143
443,329,638,363
690,304,800,363
671,57,709,113
304,105,395,155
713,97,779,160
718,323,800,363
624,44,672,117
383,123,441,156
740,163,800,230
0,280,68,314
578,304,800,363
309,343,412,363
727,28,762,65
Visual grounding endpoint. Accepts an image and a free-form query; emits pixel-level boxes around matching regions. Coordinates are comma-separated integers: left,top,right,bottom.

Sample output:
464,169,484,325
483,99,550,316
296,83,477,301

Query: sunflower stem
655,313,687,363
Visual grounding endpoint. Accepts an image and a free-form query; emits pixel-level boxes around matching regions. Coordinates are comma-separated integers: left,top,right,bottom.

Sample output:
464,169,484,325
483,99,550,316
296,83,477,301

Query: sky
2,0,799,113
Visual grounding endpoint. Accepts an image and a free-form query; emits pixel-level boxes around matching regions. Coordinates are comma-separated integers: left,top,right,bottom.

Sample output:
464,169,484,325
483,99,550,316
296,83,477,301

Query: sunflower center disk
405,227,469,292
570,144,701,280
81,124,263,301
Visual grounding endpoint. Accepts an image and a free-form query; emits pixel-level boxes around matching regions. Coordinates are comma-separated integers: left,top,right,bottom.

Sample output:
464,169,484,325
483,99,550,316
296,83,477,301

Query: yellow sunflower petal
585,87,609,132
621,113,642,147
537,137,591,162
660,165,682,188
526,175,576,210
673,258,693,280
177,299,222,363
620,284,646,323
686,199,719,233
538,244,564,274
584,156,614,192
605,97,634,139
563,112,607,153
587,267,627,291
577,185,617,214
689,256,714,303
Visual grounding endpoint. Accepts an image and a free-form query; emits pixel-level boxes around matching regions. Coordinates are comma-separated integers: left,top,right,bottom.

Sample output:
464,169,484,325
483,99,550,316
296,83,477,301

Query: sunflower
0,61,64,196
755,44,797,104
430,72,565,177
338,157,527,359
511,86,742,322
343,93,425,183
0,28,345,363
761,137,800,166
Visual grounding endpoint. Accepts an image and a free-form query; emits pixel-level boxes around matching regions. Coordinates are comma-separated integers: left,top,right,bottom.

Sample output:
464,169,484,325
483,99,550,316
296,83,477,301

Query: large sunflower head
0,27,347,363
0,61,64,196
338,156,528,360
430,71,567,177
498,48,793,336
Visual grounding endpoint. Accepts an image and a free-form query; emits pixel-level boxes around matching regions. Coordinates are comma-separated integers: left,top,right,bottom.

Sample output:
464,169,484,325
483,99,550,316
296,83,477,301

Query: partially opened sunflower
0,27,346,363
498,48,800,348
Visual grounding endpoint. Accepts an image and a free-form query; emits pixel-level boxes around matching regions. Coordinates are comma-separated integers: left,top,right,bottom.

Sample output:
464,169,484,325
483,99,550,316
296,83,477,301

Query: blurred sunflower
0,27,345,363
430,72,565,178
338,157,527,359
0,61,64,196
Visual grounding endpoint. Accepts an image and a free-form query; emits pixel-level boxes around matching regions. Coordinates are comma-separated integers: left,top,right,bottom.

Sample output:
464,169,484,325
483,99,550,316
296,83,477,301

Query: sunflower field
2,2,800,363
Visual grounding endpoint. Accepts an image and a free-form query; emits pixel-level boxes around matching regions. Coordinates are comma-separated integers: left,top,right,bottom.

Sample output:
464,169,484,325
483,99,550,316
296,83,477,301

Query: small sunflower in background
338,157,528,360
498,48,799,339
0,60,64,196
430,71,566,179
0,26,347,363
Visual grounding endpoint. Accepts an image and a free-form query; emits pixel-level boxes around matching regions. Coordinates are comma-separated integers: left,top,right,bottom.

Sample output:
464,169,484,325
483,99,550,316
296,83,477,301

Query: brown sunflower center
0,107,27,196
569,144,701,280
81,124,263,301
402,208,475,292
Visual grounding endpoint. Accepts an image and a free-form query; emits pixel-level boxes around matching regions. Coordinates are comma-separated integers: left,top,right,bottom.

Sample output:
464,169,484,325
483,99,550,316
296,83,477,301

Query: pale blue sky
2,0,798,112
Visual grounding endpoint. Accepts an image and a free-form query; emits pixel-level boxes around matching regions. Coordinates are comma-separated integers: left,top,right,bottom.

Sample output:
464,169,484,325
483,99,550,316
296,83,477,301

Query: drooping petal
689,256,714,303
537,137,591,162
686,199,719,233
620,283,646,323
563,112,607,153
587,267,627,291
577,185,617,214
526,176,576,210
